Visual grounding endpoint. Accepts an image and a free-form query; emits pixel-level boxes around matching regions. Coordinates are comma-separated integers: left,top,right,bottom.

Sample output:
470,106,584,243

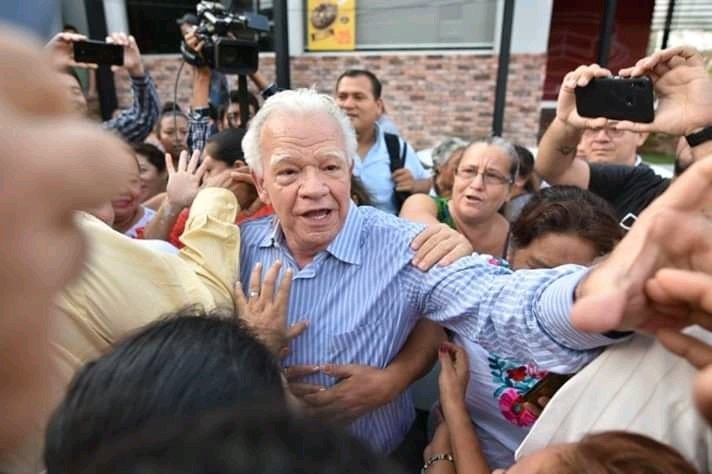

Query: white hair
243,88,357,176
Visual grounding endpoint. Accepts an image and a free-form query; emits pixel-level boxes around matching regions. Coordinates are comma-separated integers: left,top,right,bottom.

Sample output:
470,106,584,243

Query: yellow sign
307,0,356,51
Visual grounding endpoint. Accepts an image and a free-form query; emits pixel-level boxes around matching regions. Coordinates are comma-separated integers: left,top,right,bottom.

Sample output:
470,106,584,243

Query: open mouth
301,209,333,221
464,195,484,204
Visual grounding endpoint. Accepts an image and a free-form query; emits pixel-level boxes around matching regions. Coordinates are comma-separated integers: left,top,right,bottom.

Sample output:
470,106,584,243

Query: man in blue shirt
335,69,431,214
238,87,660,459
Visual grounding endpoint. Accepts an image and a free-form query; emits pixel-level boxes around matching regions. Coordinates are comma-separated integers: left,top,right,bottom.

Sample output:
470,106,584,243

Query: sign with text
307,0,356,51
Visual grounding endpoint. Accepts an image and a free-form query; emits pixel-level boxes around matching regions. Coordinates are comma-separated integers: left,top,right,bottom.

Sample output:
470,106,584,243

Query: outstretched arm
535,64,615,188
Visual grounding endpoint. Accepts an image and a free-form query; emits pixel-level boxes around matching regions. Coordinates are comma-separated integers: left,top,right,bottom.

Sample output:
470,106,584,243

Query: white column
287,0,304,55
510,0,553,54
103,0,129,35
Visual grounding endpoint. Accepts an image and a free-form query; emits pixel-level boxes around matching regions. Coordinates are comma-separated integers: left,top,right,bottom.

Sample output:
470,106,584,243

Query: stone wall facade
114,52,547,150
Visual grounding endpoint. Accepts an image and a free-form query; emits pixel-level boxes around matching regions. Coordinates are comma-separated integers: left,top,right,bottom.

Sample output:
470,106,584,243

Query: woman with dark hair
443,186,624,469
154,106,189,159
508,185,623,269
134,142,167,203
44,311,288,474
401,137,519,258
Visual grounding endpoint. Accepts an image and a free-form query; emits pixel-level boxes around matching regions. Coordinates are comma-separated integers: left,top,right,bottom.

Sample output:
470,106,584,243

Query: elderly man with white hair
227,86,712,468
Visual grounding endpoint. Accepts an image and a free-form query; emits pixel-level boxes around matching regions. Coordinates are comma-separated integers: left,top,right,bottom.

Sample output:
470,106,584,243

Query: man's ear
376,98,384,115
252,171,271,205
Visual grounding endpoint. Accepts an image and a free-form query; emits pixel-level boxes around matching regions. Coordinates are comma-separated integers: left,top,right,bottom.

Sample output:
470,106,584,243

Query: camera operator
46,32,160,144
182,27,273,151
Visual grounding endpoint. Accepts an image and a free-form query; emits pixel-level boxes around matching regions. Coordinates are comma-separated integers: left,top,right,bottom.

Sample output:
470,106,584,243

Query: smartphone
73,40,124,66
575,76,654,123
522,373,572,408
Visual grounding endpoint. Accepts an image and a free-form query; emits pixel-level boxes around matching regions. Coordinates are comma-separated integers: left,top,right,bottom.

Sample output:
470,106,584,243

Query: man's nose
298,168,329,197
594,128,612,140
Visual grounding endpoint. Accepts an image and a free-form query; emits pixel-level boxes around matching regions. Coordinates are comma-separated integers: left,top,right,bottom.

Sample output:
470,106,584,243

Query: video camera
179,1,270,75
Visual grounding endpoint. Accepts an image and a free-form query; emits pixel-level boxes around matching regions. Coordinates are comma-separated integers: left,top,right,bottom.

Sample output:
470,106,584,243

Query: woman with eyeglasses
400,137,519,258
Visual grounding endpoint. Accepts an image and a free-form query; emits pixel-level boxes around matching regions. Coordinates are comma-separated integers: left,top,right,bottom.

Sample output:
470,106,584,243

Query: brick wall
114,52,547,150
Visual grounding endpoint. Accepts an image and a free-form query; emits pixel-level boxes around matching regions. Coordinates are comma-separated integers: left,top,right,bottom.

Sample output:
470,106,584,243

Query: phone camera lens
625,96,633,106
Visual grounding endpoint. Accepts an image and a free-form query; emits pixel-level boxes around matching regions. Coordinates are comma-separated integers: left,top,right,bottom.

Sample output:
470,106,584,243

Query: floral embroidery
481,255,542,427
488,354,547,428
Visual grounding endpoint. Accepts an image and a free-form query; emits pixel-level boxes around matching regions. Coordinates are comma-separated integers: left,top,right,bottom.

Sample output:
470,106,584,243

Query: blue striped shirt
239,204,618,453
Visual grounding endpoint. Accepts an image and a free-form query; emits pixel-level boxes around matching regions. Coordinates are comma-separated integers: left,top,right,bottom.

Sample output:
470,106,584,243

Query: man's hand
289,363,398,424
411,224,474,270
392,168,416,193
0,27,134,449
617,46,712,136
572,156,712,335
555,63,613,130
165,150,207,209
106,33,144,77
234,261,307,357
45,32,95,70
184,29,205,55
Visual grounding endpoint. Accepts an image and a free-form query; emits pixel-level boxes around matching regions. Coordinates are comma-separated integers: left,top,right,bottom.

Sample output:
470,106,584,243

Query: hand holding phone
576,76,655,123
73,40,123,66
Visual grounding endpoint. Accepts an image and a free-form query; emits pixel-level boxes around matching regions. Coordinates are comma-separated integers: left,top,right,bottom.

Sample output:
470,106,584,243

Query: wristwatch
421,453,454,473
685,126,712,147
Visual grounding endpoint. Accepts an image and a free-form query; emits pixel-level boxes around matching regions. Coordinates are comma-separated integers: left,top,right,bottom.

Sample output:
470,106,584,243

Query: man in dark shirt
535,49,710,228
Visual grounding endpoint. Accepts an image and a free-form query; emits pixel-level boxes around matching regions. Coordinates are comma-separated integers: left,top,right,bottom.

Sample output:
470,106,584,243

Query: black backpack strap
384,132,404,172
383,132,411,213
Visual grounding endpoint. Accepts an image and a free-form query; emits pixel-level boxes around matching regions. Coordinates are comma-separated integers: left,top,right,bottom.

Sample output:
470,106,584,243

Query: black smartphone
73,40,124,66
522,373,572,408
575,76,654,123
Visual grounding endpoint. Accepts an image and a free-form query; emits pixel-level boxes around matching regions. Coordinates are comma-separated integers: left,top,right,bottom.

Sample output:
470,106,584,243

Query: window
306,0,498,51
650,0,712,51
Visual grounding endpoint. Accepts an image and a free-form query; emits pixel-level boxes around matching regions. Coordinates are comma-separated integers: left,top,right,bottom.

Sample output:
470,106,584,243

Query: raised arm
142,150,206,241
182,29,213,152
535,64,614,188
615,46,712,160
423,342,491,474
102,33,160,143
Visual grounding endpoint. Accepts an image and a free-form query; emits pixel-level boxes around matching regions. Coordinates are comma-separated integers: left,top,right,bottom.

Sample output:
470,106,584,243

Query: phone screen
73,40,124,66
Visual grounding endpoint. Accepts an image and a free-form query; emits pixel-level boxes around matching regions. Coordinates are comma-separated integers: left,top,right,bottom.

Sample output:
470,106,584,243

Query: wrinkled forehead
261,111,349,165
460,143,511,171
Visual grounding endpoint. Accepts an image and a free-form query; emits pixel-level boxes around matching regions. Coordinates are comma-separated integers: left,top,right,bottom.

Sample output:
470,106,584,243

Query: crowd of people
1,14,712,474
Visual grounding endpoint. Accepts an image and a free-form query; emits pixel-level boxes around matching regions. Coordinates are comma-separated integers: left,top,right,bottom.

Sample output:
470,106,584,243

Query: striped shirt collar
258,202,363,265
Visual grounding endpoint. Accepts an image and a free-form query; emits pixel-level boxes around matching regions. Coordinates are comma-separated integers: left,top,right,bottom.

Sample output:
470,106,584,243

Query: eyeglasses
455,166,512,186
585,126,627,138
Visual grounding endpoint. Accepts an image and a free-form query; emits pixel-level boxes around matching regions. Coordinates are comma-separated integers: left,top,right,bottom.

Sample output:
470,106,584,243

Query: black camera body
180,1,270,75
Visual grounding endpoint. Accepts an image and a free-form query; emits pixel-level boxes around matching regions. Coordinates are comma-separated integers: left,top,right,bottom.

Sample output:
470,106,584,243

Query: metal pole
492,0,515,137
597,0,618,66
661,0,676,49
84,0,117,121
273,0,291,89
